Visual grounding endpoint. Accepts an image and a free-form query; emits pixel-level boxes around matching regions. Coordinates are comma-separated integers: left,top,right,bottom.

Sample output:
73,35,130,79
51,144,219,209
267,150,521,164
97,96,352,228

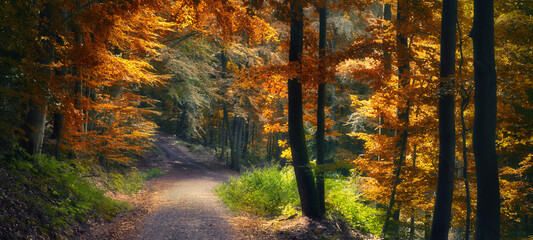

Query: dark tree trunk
288,0,321,219
377,2,392,162
471,0,500,237
230,117,244,171
24,3,53,155
410,145,418,240
460,93,472,240
219,103,229,160
458,18,472,240
430,0,457,237
52,112,64,159
242,119,249,158
315,0,327,218
383,0,411,236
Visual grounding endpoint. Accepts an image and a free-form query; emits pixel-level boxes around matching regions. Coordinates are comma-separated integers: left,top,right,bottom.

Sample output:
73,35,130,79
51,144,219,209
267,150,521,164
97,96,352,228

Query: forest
0,0,531,239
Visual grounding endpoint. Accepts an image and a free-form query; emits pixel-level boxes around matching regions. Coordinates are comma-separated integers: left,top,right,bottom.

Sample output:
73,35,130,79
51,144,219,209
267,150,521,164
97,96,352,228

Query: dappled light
0,0,531,239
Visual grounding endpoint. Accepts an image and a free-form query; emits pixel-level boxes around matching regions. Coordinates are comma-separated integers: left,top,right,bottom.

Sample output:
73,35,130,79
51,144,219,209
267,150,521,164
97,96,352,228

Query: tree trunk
382,0,411,236
471,0,500,237
288,0,321,219
24,3,53,155
430,0,457,237
461,93,472,240
52,112,64,159
219,104,229,160
458,18,472,240
242,119,249,158
231,117,244,171
23,106,47,155
377,2,392,162
410,145,418,240
315,0,327,218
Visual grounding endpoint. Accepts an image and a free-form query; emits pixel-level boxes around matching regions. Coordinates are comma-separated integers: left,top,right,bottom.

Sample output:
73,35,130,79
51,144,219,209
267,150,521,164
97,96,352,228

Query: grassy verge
0,153,165,239
215,165,384,236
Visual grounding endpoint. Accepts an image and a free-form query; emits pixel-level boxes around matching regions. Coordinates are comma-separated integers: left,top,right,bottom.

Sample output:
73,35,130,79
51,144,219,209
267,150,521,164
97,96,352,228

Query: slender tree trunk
23,105,47,155
461,92,472,240
220,103,229,160
410,145,418,240
377,2,392,162
52,112,64,159
24,3,53,155
231,117,244,171
229,116,236,168
315,0,327,218
471,0,500,237
430,0,457,237
288,0,321,219
457,17,472,240
242,119,249,158
382,0,411,236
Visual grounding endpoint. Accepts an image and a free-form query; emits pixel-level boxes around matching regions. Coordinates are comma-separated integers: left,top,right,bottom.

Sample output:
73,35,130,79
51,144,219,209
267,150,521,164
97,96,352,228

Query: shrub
216,165,384,235
215,165,299,216
326,178,384,235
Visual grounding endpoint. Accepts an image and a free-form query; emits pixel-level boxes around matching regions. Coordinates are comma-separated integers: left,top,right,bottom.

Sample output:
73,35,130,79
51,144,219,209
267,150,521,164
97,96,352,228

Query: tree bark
230,117,244,171
219,103,229,161
460,91,472,240
52,112,64,159
23,3,53,155
315,0,327,218
23,105,47,155
288,0,321,219
382,0,411,236
430,0,457,237
471,0,500,237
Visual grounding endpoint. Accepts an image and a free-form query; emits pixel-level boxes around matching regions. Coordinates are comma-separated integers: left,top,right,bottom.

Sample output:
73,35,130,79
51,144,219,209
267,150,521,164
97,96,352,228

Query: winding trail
134,134,236,240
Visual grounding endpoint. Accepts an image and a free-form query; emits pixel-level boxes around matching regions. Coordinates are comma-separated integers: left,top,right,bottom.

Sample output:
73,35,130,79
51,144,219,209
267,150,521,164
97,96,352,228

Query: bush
216,166,383,235
326,178,384,235
215,165,299,216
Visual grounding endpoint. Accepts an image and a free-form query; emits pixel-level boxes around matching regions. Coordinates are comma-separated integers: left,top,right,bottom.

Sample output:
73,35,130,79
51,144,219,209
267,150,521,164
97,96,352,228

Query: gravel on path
134,134,237,240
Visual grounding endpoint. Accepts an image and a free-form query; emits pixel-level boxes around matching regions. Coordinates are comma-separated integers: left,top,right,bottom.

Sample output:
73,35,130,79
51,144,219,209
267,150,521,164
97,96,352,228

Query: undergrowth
0,152,164,239
215,165,383,235
216,166,299,216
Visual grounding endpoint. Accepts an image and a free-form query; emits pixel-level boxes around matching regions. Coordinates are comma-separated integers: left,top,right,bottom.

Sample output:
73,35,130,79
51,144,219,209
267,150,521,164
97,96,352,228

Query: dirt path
80,133,371,240
133,134,237,240
81,133,243,240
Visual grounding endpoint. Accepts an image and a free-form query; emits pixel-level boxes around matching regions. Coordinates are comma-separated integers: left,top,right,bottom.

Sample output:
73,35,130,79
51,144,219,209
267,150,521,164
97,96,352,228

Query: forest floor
80,132,374,239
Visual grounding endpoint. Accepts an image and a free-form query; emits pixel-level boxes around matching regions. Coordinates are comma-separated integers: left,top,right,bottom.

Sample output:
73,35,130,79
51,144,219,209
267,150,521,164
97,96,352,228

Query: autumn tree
288,0,321,218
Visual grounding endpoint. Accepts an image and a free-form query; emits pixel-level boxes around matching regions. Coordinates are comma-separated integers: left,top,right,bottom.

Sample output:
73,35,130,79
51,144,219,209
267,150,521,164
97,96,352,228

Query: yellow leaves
281,147,292,160
278,139,288,148
263,123,287,134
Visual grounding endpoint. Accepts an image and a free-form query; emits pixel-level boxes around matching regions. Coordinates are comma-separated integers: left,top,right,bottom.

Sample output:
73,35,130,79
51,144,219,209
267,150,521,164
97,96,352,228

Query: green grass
326,178,384,235
0,153,166,239
104,167,166,194
215,165,383,235
215,165,299,216
0,154,128,238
